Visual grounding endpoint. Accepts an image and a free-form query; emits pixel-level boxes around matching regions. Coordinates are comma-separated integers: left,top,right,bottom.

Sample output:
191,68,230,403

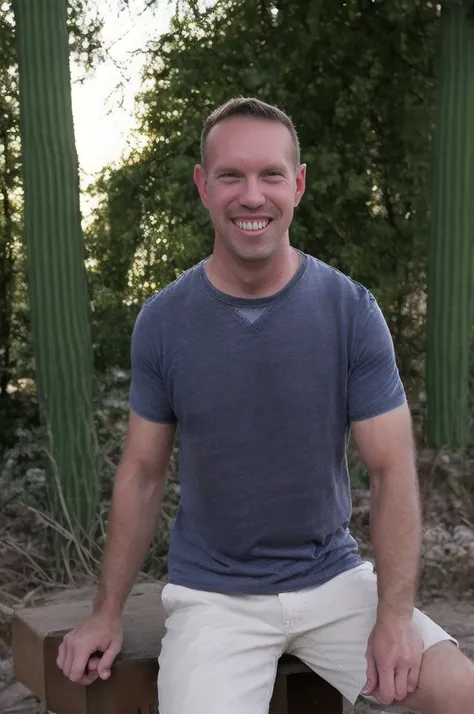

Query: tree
0,5,33,454
87,0,439,390
0,0,103,453
0,8,21,400
426,0,474,448
12,0,100,532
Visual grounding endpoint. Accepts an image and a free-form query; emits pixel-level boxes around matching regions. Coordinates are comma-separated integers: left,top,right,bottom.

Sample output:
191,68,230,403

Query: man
57,98,474,713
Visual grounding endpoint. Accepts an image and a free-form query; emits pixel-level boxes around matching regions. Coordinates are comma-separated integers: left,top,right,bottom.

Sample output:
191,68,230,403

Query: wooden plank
12,582,164,714
269,671,288,714
43,634,87,714
114,660,157,714
14,583,166,664
287,671,343,714
43,636,159,714
11,615,47,704
85,669,118,714
277,654,311,675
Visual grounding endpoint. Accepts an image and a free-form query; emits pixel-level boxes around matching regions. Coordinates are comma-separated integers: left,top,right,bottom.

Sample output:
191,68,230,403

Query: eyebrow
212,166,240,174
213,164,289,175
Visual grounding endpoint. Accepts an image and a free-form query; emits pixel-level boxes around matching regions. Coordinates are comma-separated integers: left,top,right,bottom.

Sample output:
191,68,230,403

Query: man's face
194,116,306,262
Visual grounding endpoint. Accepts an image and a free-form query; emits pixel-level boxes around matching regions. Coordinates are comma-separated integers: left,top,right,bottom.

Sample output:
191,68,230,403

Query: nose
239,177,265,209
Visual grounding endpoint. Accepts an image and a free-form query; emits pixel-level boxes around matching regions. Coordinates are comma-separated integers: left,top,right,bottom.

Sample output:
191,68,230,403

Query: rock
0,681,42,713
452,525,474,546
423,545,445,561
423,525,450,546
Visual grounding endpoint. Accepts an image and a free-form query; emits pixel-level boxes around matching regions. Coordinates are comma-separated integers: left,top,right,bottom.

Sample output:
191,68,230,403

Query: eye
219,172,239,179
265,171,283,178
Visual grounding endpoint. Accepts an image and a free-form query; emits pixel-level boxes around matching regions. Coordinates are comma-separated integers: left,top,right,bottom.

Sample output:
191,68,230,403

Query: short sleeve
128,304,177,424
348,291,406,422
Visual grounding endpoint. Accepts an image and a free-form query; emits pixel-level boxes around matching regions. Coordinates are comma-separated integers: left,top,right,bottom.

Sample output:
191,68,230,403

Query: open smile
232,219,272,233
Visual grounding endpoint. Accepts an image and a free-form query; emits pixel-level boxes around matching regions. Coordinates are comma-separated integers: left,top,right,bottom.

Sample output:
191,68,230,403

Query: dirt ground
1,450,474,713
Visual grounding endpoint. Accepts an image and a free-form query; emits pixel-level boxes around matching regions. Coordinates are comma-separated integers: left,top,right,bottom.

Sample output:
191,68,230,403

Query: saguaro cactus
13,0,98,530
426,1,474,448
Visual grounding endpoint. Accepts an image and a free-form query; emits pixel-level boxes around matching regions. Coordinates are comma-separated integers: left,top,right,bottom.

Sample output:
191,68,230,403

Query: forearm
369,465,422,620
94,462,166,614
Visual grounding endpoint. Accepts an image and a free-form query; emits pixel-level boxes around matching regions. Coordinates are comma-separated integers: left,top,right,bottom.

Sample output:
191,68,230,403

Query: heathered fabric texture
129,252,406,594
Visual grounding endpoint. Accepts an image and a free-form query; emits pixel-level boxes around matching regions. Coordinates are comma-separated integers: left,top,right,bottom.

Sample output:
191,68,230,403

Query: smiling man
57,98,474,714
194,108,304,273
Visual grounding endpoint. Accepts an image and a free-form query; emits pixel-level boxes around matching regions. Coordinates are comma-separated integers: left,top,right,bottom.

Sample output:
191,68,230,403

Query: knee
409,645,474,714
432,661,474,714
452,672,474,714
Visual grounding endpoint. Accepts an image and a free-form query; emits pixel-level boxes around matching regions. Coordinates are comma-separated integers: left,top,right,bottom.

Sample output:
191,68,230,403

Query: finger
407,662,421,695
86,656,101,673
394,667,409,701
362,648,378,695
97,642,121,680
378,666,395,705
61,642,75,679
69,650,93,683
76,670,100,687
56,641,66,669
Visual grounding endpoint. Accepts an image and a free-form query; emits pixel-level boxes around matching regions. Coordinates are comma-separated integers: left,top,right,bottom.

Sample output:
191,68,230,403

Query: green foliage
67,0,104,71
87,0,439,393
0,6,28,410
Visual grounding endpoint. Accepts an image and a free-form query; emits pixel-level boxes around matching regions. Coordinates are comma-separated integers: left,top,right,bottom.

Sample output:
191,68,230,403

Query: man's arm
94,410,176,613
352,402,421,618
352,402,423,705
57,411,176,685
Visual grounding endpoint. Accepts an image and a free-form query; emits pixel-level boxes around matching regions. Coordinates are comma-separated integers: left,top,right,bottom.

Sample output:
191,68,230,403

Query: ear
194,164,209,208
294,163,307,208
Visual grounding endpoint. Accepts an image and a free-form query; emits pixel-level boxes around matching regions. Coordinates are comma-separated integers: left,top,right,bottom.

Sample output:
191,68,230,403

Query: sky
70,0,173,189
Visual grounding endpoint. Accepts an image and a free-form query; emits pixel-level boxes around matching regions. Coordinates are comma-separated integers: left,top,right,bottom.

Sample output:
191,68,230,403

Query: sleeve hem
129,404,178,425
350,394,407,423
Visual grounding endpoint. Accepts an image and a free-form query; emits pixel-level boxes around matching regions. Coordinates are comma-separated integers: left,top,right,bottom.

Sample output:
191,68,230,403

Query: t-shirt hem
167,556,364,596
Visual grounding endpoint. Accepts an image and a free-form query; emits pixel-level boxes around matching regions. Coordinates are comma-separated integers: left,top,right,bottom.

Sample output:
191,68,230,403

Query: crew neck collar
199,249,308,307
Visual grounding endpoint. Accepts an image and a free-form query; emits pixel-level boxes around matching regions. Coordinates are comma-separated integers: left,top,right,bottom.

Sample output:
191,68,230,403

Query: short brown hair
200,97,301,167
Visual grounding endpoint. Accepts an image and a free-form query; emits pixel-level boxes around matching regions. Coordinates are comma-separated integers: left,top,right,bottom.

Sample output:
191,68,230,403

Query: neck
206,239,299,299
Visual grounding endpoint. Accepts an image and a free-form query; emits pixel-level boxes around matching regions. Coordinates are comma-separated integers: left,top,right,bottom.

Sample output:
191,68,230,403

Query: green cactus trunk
426,2,474,448
13,0,98,531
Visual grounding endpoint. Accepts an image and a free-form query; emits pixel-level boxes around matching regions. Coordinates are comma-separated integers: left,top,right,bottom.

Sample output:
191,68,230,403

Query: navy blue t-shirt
129,252,406,594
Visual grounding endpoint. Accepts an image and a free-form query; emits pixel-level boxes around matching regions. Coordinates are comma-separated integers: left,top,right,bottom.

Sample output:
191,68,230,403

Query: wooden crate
11,582,343,714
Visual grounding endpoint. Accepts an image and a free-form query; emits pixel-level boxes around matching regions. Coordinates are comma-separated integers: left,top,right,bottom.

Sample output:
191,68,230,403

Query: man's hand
56,608,123,686
363,615,423,705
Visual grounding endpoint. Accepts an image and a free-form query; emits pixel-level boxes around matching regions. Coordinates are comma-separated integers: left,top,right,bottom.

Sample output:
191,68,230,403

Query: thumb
363,647,378,695
97,642,121,680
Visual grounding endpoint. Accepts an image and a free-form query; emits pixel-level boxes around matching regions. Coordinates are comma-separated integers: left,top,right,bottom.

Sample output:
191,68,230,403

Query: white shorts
157,562,456,713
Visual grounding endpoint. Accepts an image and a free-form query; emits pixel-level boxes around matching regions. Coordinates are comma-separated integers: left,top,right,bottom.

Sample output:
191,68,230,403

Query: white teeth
234,220,269,231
